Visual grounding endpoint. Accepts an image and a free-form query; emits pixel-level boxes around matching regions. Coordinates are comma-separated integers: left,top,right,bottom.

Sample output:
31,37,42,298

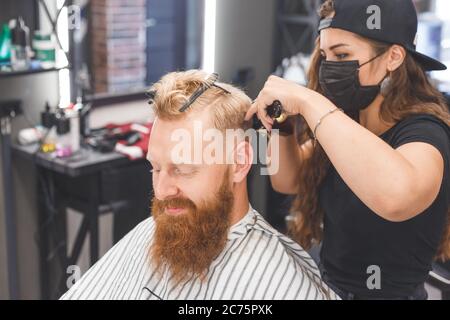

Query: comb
179,73,220,112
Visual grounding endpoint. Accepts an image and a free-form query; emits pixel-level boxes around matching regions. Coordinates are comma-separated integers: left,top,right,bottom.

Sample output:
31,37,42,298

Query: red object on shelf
104,121,153,160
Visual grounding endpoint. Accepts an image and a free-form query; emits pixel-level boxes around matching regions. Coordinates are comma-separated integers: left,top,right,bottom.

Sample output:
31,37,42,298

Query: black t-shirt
319,114,450,299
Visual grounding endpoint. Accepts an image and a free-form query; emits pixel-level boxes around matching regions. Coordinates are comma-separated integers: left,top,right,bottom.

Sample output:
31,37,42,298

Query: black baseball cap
318,0,447,71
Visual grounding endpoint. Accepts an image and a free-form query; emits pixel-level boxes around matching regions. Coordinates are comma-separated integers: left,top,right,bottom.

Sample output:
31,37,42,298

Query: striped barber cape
60,205,339,300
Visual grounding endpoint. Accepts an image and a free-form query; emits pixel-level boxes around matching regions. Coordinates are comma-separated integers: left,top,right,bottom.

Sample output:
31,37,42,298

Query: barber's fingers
245,103,258,121
252,99,273,131
256,104,273,130
245,97,273,121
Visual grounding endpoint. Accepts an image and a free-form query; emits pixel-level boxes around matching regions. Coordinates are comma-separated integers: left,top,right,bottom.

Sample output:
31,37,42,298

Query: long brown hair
289,0,450,261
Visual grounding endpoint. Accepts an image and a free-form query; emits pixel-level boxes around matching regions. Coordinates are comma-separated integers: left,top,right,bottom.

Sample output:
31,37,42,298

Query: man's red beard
150,174,234,283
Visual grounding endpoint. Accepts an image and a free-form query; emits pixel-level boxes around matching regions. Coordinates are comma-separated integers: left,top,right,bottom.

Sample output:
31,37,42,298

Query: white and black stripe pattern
60,206,339,300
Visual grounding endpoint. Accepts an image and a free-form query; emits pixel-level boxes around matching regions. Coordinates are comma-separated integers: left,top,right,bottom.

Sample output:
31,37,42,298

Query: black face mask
319,53,386,118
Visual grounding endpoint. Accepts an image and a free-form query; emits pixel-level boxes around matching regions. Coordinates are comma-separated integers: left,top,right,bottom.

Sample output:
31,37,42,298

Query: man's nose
154,172,179,200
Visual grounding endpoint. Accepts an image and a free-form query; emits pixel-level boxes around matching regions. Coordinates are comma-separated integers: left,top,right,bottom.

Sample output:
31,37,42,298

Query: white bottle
66,107,80,153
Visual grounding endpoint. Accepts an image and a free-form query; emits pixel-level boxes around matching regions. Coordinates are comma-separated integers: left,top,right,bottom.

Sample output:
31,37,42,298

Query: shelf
87,90,148,108
0,65,69,78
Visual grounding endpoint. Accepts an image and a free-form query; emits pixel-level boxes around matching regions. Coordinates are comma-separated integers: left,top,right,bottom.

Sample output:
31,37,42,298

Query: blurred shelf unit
274,0,320,68
0,64,68,78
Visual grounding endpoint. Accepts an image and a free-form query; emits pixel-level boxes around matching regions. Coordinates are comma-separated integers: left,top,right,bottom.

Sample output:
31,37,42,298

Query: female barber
246,0,450,300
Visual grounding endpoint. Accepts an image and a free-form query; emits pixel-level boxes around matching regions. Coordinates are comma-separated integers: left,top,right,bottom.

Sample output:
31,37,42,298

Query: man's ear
231,140,253,183
387,45,406,72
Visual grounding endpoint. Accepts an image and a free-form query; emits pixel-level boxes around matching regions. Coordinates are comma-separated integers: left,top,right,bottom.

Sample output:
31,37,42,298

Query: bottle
66,102,81,153
10,17,30,71
0,24,11,63
32,31,55,68
55,109,72,158
41,102,57,152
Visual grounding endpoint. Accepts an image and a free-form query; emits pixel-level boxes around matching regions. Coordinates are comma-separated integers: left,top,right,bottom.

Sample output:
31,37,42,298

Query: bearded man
60,70,337,300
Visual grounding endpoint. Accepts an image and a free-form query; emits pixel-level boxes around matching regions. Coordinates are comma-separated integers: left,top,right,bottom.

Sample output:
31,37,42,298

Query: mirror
73,0,204,102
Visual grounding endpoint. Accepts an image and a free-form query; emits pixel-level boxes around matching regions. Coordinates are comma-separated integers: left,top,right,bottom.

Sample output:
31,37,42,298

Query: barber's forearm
268,134,301,194
299,96,417,219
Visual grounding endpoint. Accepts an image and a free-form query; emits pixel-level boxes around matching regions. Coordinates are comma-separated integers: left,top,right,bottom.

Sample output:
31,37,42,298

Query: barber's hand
244,75,315,131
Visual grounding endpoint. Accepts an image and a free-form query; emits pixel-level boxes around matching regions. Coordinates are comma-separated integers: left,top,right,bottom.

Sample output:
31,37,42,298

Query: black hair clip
179,73,231,113
146,89,156,105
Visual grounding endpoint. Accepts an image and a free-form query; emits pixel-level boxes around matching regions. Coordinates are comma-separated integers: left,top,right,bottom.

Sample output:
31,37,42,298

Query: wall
0,74,60,300
215,0,276,98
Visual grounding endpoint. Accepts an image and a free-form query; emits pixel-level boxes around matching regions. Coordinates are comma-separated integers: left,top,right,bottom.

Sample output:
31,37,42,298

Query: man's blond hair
149,70,252,130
